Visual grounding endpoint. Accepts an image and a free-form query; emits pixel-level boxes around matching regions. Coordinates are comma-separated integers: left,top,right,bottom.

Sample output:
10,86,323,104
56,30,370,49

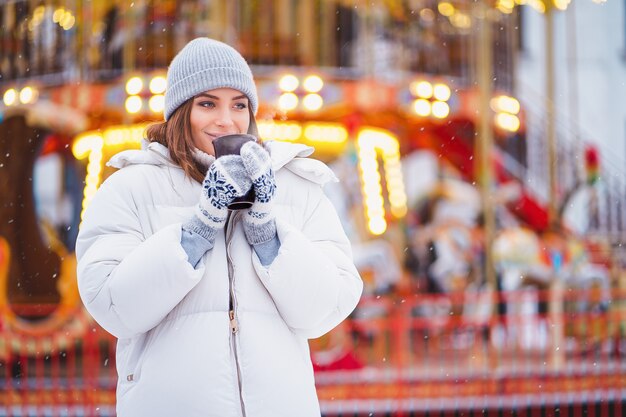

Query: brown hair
145,99,260,183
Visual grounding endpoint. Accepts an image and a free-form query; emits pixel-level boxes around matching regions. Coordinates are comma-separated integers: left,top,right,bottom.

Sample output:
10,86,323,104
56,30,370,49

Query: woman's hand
240,142,277,245
183,155,252,243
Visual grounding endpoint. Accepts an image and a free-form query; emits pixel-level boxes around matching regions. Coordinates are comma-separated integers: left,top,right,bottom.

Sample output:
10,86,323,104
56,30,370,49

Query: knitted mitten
183,155,252,246
240,142,277,245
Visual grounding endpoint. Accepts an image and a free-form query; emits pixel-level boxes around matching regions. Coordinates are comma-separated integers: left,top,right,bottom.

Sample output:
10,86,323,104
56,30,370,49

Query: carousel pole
544,3,565,370
545,6,558,228
476,1,497,303
475,0,498,367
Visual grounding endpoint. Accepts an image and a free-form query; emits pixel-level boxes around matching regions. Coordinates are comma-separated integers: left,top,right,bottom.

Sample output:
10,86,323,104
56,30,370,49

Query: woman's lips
205,132,238,139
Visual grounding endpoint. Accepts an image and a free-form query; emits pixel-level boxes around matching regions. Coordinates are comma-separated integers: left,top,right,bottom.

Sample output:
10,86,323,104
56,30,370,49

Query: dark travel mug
212,133,257,210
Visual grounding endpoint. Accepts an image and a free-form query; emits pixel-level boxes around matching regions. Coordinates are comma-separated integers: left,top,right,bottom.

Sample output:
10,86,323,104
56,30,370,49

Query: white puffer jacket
76,140,363,417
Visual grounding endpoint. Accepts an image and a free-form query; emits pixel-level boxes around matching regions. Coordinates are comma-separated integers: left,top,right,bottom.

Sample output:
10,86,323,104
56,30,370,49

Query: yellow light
303,75,324,93
62,15,75,30
34,6,45,20
438,2,455,16
413,99,431,117
302,93,323,111
279,74,299,92
496,0,516,13
357,128,407,235
53,8,65,23
19,86,36,104
450,13,472,29
149,95,165,113
257,120,347,146
431,101,450,119
391,206,407,218
81,148,103,220
257,121,302,142
495,113,520,132
149,76,167,94
410,81,433,98
126,77,143,95
125,96,143,114
278,92,299,111
303,123,347,144
102,125,147,147
73,125,149,221
3,89,17,106
72,134,103,160
72,133,104,221
433,83,451,101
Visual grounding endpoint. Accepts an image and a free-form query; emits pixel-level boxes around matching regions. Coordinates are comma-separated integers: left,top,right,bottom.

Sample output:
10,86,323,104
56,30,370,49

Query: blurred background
0,0,625,416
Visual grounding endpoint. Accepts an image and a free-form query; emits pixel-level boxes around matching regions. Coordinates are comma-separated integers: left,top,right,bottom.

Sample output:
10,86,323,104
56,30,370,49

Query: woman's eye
234,102,248,110
199,101,215,108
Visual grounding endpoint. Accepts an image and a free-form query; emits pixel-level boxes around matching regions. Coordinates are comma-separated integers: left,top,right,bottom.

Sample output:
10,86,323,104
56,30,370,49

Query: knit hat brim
164,38,258,120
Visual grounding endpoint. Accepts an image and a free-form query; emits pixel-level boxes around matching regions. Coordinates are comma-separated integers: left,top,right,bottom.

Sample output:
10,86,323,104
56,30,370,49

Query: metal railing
1,287,625,416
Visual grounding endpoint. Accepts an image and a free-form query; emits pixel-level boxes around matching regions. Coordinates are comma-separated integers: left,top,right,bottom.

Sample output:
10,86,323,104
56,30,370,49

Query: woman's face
189,88,251,156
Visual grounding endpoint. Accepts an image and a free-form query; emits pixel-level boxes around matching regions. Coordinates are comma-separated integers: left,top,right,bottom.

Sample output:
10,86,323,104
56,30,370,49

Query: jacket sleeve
251,184,363,339
76,172,205,339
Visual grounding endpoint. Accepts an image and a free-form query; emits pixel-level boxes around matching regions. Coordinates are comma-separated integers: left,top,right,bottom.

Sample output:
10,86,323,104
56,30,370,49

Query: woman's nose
214,110,234,127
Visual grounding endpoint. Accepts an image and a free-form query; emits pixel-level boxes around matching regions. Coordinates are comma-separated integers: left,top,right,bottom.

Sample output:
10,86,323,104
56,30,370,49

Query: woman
76,38,363,416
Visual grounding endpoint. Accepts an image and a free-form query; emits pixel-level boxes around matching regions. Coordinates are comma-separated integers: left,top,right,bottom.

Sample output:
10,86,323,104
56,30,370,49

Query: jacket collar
107,140,338,185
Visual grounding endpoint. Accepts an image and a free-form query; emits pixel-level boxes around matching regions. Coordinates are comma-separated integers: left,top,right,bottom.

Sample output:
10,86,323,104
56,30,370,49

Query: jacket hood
107,139,338,185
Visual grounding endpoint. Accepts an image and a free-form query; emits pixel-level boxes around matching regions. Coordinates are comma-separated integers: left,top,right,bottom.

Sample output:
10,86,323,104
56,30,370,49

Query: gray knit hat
164,38,258,120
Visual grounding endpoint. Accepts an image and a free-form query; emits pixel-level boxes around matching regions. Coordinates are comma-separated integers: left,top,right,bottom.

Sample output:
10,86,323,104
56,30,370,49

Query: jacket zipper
225,211,246,417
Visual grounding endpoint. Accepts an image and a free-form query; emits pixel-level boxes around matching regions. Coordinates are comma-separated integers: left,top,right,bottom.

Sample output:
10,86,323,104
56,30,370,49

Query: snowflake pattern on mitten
203,168,239,210
252,169,276,204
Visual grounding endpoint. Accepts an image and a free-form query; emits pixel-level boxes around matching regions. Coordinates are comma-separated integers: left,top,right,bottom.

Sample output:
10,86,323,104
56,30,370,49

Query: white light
495,113,520,132
302,94,323,111
125,96,143,114
553,0,571,10
279,74,299,92
303,75,324,93
413,99,431,116
126,77,143,95
149,76,167,94
368,218,387,236
433,83,451,101
410,81,433,99
3,89,17,106
431,101,450,119
19,87,36,104
278,93,298,111
149,95,165,113
491,95,521,115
